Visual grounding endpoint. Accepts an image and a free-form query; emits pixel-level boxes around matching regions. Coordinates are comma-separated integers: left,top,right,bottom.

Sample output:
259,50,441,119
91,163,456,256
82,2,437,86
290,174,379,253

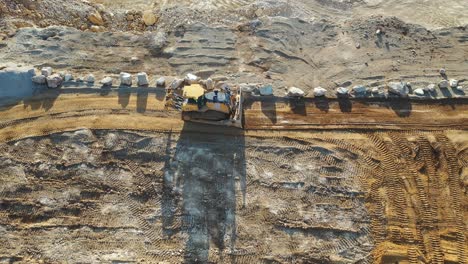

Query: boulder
413,88,425,96
120,72,132,86
32,75,46,84
313,87,327,97
352,85,367,94
142,11,157,26
185,73,199,84
287,87,305,97
336,87,349,95
87,74,95,83
171,79,184,89
206,78,214,90
137,72,149,86
46,74,63,88
439,80,449,89
156,77,166,87
424,84,436,92
64,73,73,82
449,79,458,88
41,67,52,77
259,85,274,96
88,11,104,26
100,77,113,86
387,82,409,96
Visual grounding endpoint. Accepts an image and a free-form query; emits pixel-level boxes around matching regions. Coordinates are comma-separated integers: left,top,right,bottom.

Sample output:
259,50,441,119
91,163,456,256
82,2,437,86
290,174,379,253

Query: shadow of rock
389,97,412,117
314,97,330,113
288,97,307,116
118,86,131,108
337,95,352,113
136,88,149,113
260,96,277,124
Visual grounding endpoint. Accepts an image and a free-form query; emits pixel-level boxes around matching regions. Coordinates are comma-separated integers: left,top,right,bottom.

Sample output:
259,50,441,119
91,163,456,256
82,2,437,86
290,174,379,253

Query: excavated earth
0,0,467,264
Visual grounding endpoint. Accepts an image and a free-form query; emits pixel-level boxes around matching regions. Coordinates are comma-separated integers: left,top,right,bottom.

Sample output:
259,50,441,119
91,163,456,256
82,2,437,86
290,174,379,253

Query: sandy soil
0,0,467,263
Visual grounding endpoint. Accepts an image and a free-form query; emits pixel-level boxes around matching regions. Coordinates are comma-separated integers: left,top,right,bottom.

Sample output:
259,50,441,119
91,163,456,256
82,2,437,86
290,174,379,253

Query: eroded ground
0,127,466,263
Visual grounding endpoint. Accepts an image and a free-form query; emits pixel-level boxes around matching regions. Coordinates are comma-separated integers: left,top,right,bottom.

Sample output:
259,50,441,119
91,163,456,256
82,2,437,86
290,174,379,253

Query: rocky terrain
0,0,467,263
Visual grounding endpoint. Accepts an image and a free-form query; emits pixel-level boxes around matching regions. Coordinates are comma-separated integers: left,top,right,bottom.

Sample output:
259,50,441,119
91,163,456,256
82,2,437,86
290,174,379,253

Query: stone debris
137,72,149,86
156,77,166,87
206,78,214,90
88,11,104,26
259,85,274,96
387,82,409,96
100,77,113,86
413,88,425,96
352,85,367,94
41,67,52,77
46,74,63,88
142,11,157,26
185,73,199,84
87,74,95,83
32,75,46,84
287,87,305,97
120,72,132,86
425,84,436,92
449,79,458,88
171,79,184,89
439,80,449,89
439,68,446,75
336,87,349,95
64,73,73,82
313,87,327,97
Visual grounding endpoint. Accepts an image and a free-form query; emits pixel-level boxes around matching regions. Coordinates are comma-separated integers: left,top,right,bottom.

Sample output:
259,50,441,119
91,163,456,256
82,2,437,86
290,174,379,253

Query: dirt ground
0,0,467,263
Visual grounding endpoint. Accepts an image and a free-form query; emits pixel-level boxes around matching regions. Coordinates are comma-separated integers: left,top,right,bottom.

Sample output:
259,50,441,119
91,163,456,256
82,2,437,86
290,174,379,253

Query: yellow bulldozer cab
182,84,205,99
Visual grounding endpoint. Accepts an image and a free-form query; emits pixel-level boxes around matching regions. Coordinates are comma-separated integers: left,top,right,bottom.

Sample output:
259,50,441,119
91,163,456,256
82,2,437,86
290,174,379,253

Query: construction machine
180,83,242,127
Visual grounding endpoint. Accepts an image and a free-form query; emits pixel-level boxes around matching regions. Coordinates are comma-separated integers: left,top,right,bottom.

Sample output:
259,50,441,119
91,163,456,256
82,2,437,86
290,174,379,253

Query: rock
206,78,214,90
449,79,458,88
120,72,132,86
259,85,274,96
142,11,157,26
41,67,52,77
439,68,446,75
239,83,258,93
130,57,140,64
156,77,166,87
32,75,46,84
185,73,199,84
90,25,102,32
439,80,449,89
313,87,327,97
76,77,84,82
287,87,305,97
387,82,409,96
355,43,360,49
170,79,184,89
88,11,104,26
137,72,149,86
456,86,464,92
414,88,425,96
376,29,381,35
425,84,436,92
336,87,349,95
149,31,168,55
0,64,36,103
46,74,63,88
371,87,379,94
64,73,73,82
352,85,367,94
100,77,113,86
87,74,95,83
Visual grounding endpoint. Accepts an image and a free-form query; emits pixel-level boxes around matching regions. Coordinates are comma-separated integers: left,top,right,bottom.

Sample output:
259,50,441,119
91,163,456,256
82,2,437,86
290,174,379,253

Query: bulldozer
180,83,242,127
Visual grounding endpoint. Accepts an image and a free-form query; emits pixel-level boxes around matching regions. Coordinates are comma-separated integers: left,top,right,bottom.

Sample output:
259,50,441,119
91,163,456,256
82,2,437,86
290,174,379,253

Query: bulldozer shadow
162,123,246,263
